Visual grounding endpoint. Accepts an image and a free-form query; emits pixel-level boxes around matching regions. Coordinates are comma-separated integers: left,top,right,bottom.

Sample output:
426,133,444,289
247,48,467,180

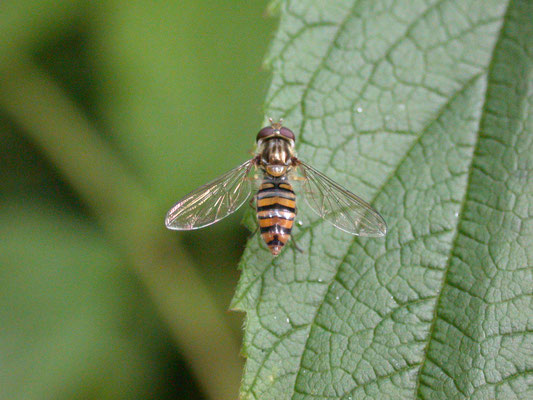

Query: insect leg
291,175,307,181
249,194,256,209
248,194,259,238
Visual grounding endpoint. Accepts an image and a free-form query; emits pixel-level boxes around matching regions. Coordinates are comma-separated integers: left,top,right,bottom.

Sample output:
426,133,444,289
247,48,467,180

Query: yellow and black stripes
256,178,296,255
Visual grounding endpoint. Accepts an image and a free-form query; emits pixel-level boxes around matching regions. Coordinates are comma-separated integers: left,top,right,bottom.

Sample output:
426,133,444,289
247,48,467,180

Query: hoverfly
165,119,387,255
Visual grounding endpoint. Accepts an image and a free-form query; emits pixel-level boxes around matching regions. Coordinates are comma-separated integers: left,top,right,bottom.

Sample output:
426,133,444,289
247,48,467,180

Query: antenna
268,117,284,129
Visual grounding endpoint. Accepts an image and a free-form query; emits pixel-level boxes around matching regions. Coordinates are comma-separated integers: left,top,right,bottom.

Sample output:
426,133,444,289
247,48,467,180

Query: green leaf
232,0,533,399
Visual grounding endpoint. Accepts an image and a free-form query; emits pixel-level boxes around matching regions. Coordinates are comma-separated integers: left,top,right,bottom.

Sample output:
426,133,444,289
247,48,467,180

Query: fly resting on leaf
165,119,387,256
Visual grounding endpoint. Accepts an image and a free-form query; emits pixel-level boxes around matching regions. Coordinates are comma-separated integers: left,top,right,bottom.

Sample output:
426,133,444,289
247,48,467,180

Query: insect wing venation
165,160,254,230
296,161,387,236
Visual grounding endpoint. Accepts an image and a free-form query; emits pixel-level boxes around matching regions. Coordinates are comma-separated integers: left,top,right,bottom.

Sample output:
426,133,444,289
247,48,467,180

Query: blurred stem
0,58,242,400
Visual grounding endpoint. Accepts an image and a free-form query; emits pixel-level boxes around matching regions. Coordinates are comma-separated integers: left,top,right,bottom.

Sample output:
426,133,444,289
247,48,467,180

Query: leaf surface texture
233,1,533,399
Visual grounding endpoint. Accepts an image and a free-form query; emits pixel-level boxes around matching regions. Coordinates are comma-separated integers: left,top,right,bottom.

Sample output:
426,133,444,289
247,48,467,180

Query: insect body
165,119,387,256
256,176,296,255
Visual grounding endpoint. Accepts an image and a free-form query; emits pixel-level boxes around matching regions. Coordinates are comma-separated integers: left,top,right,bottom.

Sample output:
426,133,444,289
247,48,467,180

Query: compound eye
280,127,295,140
256,127,275,141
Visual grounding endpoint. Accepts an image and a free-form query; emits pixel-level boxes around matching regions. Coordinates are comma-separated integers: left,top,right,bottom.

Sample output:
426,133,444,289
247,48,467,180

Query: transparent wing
165,160,254,230
295,161,387,236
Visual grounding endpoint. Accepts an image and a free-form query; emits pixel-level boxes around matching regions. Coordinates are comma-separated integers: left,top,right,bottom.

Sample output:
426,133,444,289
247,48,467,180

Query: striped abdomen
256,177,296,255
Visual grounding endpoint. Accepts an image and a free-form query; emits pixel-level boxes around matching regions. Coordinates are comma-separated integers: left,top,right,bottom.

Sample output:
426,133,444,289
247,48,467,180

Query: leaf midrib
286,75,485,400
414,1,520,396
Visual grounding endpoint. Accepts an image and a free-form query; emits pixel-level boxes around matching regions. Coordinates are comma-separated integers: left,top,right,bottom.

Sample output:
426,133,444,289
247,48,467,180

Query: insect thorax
257,137,295,177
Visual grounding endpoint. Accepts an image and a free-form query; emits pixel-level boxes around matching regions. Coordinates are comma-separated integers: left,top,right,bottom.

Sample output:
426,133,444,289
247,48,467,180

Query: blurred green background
0,1,276,399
